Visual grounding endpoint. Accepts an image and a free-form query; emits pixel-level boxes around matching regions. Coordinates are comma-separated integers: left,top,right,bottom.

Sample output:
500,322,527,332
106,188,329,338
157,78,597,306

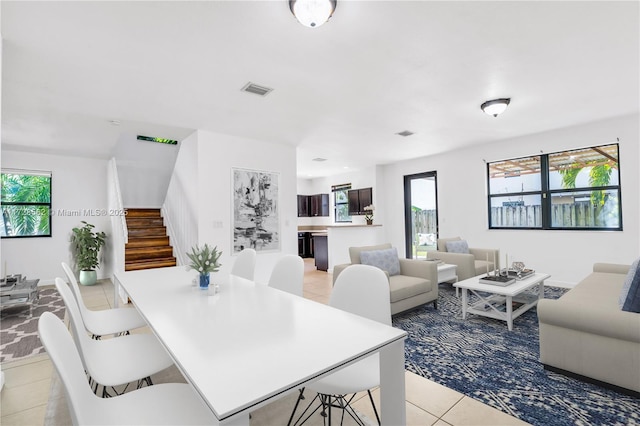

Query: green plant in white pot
71,221,106,286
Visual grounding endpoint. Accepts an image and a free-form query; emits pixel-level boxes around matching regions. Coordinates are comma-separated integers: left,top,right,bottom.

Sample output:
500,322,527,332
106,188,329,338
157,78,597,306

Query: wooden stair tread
125,208,162,218
126,236,171,248
125,257,177,271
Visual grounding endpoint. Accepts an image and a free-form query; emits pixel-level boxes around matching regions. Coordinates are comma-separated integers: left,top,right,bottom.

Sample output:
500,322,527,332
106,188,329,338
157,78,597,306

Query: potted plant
186,243,222,290
70,221,106,286
364,204,375,225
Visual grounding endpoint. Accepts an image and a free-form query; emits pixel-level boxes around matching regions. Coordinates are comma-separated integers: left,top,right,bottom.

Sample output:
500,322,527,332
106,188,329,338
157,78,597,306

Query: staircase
124,208,177,271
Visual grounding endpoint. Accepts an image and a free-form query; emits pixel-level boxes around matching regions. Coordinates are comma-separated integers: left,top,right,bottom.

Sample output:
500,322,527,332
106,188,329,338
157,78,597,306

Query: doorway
404,171,438,259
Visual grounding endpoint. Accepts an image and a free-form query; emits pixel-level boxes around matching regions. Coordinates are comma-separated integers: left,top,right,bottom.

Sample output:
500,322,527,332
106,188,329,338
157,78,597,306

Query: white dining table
114,266,407,425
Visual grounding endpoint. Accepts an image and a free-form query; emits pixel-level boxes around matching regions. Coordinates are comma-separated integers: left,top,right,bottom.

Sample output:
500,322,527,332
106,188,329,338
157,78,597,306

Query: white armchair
427,237,499,281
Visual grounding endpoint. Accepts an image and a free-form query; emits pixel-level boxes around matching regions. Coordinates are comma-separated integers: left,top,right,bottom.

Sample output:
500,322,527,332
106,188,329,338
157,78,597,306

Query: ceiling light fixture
481,98,511,117
289,0,337,28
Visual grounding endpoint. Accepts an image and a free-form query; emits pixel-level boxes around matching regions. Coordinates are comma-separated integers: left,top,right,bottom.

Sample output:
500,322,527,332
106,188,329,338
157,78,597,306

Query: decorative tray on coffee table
478,275,516,286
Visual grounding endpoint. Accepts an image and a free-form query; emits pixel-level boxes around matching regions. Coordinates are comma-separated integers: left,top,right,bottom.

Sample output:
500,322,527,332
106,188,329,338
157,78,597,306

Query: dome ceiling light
289,0,337,28
481,98,511,117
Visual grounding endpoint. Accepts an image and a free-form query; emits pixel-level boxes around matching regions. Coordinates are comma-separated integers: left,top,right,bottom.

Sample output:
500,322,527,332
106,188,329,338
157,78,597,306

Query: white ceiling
1,1,638,178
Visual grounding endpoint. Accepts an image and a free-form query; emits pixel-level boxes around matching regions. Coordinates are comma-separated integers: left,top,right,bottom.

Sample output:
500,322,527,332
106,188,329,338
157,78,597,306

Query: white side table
437,263,459,296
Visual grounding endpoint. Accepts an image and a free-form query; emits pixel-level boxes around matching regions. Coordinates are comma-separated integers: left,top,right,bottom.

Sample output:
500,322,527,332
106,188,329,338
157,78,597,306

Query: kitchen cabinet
348,187,372,215
297,232,313,258
297,195,310,217
313,234,328,271
298,194,329,217
310,194,329,217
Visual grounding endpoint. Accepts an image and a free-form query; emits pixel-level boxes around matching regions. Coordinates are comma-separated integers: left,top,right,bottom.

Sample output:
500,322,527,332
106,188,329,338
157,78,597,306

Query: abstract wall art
231,168,280,253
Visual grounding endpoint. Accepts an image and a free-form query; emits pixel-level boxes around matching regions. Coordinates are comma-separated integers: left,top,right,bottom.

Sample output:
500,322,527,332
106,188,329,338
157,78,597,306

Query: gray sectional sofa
537,263,640,394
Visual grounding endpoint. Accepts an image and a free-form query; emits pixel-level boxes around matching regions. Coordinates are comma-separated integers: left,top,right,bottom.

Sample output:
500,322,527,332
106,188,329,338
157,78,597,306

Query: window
1,169,52,238
332,183,351,223
487,143,621,230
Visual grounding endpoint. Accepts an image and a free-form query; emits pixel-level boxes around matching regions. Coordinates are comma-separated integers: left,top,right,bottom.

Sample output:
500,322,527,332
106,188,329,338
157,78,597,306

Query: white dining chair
55,278,174,397
268,255,304,297
61,262,146,338
38,312,219,425
231,248,257,281
288,264,391,426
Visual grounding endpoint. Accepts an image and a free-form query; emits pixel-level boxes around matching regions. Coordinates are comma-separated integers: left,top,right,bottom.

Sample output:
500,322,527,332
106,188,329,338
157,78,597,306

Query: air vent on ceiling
137,135,178,145
312,157,327,162
241,82,273,97
396,130,414,137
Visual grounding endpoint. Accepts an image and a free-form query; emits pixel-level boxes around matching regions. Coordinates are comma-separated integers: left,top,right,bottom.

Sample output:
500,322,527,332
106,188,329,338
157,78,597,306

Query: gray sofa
333,244,438,315
537,263,640,394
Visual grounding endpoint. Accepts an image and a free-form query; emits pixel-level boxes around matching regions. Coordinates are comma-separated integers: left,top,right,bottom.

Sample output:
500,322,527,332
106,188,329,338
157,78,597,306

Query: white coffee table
453,272,550,331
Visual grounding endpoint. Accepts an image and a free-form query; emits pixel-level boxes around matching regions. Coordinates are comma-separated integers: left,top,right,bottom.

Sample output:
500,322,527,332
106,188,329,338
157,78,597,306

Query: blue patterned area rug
392,283,640,426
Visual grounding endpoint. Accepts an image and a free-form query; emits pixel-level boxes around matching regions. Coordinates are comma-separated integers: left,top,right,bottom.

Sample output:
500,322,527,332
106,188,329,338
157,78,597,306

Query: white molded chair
231,248,257,281
61,262,146,338
268,255,304,297
55,278,174,397
289,264,391,425
38,312,218,425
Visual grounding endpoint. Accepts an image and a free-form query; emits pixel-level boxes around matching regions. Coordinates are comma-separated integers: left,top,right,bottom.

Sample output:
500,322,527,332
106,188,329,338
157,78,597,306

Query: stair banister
107,158,129,305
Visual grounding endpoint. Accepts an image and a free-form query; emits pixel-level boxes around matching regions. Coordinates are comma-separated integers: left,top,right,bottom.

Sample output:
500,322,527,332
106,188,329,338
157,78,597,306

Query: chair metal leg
367,390,381,425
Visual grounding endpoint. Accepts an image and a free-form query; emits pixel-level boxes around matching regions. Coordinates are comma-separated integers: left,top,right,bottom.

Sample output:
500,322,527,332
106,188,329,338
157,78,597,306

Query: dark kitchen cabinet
348,187,373,215
298,194,329,217
314,234,328,271
298,232,312,257
297,195,310,217
310,194,329,217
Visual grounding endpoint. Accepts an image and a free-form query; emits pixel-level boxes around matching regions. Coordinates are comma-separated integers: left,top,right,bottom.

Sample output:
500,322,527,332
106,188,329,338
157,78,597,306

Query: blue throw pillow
619,257,640,308
621,258,640,313
446,240,469,254
360,248,401,276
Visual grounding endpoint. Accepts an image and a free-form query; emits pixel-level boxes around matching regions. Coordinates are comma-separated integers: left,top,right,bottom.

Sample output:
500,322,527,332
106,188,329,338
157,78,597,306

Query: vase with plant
186,243,222,290
364,204,375,225
70,221,107,286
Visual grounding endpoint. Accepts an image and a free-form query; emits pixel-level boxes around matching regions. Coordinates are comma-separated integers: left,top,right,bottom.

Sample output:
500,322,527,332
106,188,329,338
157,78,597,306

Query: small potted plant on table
71,221,106,286
187,244,222,290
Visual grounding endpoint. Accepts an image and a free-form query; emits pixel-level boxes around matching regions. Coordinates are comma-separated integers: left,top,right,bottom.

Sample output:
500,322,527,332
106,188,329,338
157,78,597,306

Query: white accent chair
231,248,257,281
38,312,219,425
288,264,390,425
268,255,304,297
55,278,174,397
61,262,146,338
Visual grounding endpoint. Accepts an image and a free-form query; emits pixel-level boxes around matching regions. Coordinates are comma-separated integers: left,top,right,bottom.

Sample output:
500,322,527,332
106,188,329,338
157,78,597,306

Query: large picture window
332,183,351,223
487,144,621,230
1,169,52,238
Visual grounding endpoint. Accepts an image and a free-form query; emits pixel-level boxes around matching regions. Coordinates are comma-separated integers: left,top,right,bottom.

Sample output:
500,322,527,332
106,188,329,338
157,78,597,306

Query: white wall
1,150,111,285
195,130,298,284
113,133,179,208
379,114,640,287
297,166,378,228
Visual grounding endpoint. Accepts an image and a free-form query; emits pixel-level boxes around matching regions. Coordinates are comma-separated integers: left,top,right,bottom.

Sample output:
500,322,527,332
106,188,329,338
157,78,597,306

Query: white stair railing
107,158,129,304
162,175,197,268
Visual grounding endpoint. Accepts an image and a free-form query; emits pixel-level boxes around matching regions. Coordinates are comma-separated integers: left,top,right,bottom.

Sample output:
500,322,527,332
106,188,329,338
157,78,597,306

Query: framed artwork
231,168,280,253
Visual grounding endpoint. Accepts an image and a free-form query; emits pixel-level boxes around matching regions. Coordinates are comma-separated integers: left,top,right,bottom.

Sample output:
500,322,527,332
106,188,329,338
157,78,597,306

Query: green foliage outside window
1,172,52,237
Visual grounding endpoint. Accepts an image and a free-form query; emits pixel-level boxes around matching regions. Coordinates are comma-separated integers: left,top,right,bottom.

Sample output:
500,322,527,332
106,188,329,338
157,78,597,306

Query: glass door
404,171,438,259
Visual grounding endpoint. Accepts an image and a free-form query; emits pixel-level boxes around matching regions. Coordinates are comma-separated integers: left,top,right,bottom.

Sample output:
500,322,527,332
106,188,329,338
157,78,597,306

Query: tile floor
0,260,529,425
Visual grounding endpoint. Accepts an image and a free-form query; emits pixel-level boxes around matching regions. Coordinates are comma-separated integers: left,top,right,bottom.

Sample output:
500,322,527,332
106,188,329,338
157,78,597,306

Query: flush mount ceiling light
289,0,337,28
481,98,511,117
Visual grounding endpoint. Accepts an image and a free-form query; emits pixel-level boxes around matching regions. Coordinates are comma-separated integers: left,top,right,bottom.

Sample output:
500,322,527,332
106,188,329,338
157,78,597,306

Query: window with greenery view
332,183,351,223
487,144,621,230
1,170,52,238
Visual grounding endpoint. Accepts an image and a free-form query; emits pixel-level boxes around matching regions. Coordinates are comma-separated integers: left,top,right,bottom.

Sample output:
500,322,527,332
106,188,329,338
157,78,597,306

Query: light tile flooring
0,260,529,425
